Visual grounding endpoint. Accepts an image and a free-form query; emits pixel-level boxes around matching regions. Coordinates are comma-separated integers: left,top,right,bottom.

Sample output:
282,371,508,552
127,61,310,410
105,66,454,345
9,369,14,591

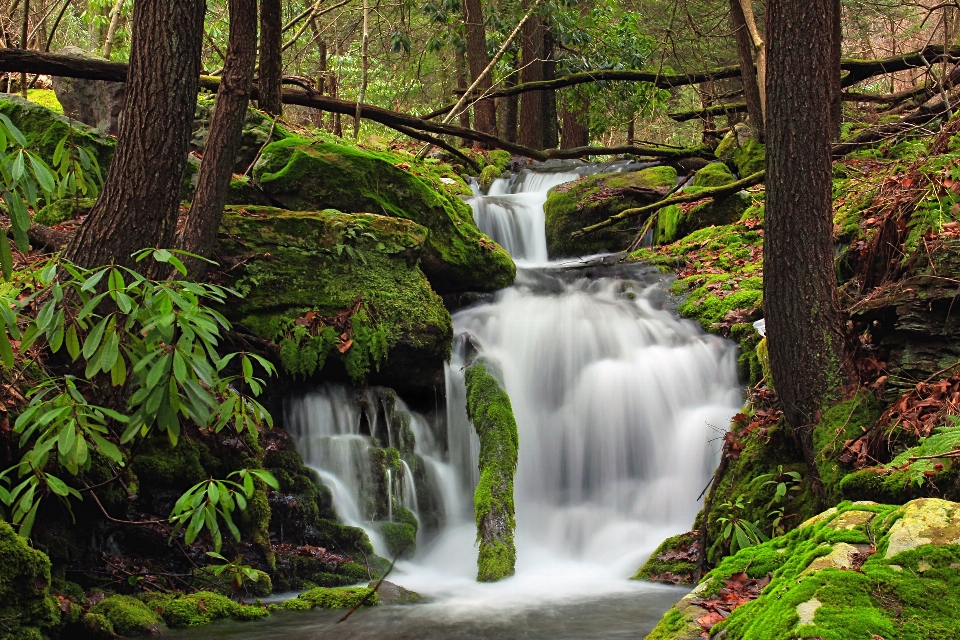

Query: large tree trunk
830,0,842,137
455,47,472,146
498,64,519,143
518,10,545,150
541,27,558,149
179,0,258,276
463,0,496,144
258,0,282,115
729,0,765,138
765,0,851,495
560,100,589,149
65,0,205,270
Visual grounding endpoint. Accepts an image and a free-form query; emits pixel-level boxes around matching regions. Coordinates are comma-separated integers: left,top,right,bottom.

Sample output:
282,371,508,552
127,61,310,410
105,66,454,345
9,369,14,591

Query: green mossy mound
144,591,269,627
632,531,701,584
0,521,61,639
656,188,752,245
0,94,115,170
478,164,500,192
648,499,960,640
692,162,736,188
91,595,164,637
252,137,515,293
280,586,378,609
715,124,766,177
34,197,96,226
464,356,519,582
26,89,63,114
191,98,290,174
380,505,419,559
544,165,677,257
217,206,453,393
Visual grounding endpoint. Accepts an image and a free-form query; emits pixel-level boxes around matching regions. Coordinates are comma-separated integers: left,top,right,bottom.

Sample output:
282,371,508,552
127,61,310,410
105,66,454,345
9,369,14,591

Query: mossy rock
692,162,736,188
92,595,164,637
226,175,273,206
0,94,115,170
657,188,751,245
252,137,515,293
648,499,960,639
544,165,677,257
284,586,378,609
191,99,289,174
147,591,269,627
217,206,453,394
380,505,418,558
25,89,63,114
34,197,96,226
632,531,701,584
715,124,765,177
0,521,61,639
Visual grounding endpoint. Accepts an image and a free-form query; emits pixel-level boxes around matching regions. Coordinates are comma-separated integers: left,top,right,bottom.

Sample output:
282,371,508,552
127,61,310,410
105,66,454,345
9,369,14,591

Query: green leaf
57,423,76,458
207,482,220,505
250,469,279,490
10,151,24,181
0,233,12,281
53,136,66,166
65,324,80,360
45,474,73,497
82,316,109,359
0,330,14,369
17,499,40,539
89,432,123,464
28,154,56,194
0,115,27,147
110,352,127,386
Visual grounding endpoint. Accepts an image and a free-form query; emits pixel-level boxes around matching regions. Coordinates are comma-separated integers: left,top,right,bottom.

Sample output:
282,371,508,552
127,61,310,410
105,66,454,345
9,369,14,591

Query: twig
337,543,407,623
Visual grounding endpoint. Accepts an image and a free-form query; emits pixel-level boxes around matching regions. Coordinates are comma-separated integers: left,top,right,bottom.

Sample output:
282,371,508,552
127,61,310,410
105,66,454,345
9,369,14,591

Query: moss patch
33,197,96,226
693,162,736,188
147,591,268,627
0,521,61,639
92,595,164,636
252,137,514,293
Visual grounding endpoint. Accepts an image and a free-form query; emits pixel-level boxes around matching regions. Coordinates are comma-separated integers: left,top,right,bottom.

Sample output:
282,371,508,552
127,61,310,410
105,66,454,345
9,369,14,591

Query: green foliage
149,591,269,627
203,552,266,593
296,586,378,609
716,495,770,554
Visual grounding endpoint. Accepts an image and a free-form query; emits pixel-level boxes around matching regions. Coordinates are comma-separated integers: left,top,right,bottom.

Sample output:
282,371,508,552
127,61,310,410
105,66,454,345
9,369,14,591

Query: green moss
380,506,418,559
486,150,511,173
252,137,514,293
812,394,882,504
465,358,519,582
81,612,115,638
218,207,453,388
92,595,163,636
0,95,114,171
677,289,763,329
296,586,377,608
478,165,500,191
646,607,694,640
0,521,61,639
33,197,96,226
151,591,269,627
25,89,62,114
732,137,765,176
131,435,208,490
693,162,736,188
632,531,700,581
544,165,677,257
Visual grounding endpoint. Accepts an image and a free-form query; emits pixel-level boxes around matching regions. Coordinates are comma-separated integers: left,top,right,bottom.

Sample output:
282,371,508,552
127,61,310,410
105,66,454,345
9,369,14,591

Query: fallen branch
573,170,765,237
542,144,714,160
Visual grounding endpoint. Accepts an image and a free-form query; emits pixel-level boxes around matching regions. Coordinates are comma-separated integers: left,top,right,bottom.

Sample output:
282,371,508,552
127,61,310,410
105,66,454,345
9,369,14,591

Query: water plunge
276,161,742,633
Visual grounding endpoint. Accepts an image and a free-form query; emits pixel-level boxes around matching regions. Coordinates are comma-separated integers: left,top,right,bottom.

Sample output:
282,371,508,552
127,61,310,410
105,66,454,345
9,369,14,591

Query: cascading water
196,161,743,639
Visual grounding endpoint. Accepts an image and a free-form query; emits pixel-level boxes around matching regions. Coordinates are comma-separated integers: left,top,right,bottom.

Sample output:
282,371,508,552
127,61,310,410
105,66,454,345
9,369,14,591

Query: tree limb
572,171,765,237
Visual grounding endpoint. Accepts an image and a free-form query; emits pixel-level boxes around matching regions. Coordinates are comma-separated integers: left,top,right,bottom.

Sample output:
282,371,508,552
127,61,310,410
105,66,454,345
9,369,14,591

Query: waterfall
284,160,740,608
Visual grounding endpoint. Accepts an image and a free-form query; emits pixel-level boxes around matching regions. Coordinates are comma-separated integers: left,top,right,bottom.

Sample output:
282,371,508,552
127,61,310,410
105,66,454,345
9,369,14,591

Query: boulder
216,206,453,395
50,46,126,135
252,137,515,293
648,499,960,639
656,189,751,245
716,123,765,177
0,521,61,639
544,165,677,257
191,98,289,174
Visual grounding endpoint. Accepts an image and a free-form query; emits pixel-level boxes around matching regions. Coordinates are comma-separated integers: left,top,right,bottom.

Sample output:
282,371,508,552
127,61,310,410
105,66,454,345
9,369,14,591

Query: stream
171,160,742,638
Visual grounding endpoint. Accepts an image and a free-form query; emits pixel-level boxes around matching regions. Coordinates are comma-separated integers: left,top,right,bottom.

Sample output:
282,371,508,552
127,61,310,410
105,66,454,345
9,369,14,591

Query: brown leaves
691,572,772,633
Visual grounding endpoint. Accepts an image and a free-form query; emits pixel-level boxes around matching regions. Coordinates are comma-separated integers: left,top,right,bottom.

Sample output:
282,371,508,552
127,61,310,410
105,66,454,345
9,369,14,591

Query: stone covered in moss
478,164,500,192
544,165,677,257
657,188,752,245
217,206,453,393
465,355,519,582
692,162,736,188
715,123,765,177
26,89,63,114
632,531,701,584
91,595,164,636
146,591,268,627
380,505,419,559
252,137,515,293
33,197,96,226
191,98,289,174
0,94,115,170
0,521,61,639
294,586,378,608
648,499,960,639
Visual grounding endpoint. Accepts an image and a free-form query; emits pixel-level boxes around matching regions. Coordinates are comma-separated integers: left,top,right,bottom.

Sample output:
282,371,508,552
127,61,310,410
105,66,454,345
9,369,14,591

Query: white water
284,161,742,615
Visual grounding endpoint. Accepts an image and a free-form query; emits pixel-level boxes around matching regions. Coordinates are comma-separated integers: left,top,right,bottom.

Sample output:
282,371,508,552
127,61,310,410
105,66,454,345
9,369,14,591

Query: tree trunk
498,65,518,143
830,0,841,137
518,10,545,150
541,27,558,149
102,0,124,60
463,0,496,144
65,0,205,270
455,46,472,146
258,0,282,115
310,23,326,129
729,0,765,138
560,100,589,149
179,0,257,276
765,0,851,496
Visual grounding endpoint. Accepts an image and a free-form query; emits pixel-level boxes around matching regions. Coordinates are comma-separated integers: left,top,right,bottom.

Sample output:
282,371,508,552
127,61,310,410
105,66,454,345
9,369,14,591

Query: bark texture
180,0,258,273
730,0,765,138
463,0,497,142
541,27,558,149
518,9,545,150
765,0,850,493
560,102,589,149
64,0,205,269
498,66,518,142
258,0,283,115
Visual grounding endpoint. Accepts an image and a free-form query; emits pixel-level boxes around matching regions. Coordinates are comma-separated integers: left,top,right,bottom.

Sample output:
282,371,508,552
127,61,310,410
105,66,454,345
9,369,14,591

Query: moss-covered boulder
0,94,115,170
647,499,960,639
217,206,453,394
34,197,96,226
656,188,752,245
544,165,677,257
192,98,289,174
144,591,268,627
692,162,736,188
0,521,61,639
632,530,701,585
465,355,519,582
280,586,378,610
715,123,765,177
252,137,515,293
91,595,164,637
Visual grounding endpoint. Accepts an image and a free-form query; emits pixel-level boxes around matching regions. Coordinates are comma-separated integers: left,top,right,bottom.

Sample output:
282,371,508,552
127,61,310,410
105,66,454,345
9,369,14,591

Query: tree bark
541,26,558,149
765,0,851,496
463,0,496,143
64,0,205,270
830,0,841,137
179,0,257,276
560,100,589,149
258,0,282,115
518,9,545,150
455,46,472,146
498,65,518,143
729,0,765,138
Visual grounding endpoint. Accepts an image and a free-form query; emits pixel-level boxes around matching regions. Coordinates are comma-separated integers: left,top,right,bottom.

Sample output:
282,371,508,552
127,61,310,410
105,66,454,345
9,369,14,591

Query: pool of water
165,585,688,639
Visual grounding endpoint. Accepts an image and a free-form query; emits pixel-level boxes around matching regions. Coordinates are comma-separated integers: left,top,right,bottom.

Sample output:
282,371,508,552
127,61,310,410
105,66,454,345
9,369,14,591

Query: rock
252,137,515,293
544,165,677,257
631,530,701,585
372,581,423,604
801,541,872,574
34,197,96,226
216,206,453,396
795,597,822,626
655,188,751,244
191,98,289,174
0,521,61,639
478,164,500,192
50,46,126,135
715,123,765,176
0,94,115,170
692,162,736,188
885,498,960,558
91,595,164,637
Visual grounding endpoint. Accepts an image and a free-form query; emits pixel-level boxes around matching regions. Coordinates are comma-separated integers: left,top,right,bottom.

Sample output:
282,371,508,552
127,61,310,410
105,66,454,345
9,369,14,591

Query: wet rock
715,123,765,176
372,580,423,604
51,46,126,135
885,498,960,558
